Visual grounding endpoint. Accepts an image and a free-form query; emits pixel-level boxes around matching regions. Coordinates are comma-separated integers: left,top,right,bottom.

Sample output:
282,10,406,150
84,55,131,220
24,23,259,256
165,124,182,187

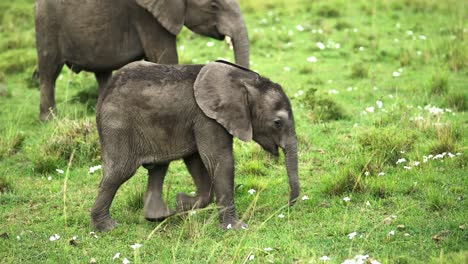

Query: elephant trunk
283,137,300,205
231,16,250,68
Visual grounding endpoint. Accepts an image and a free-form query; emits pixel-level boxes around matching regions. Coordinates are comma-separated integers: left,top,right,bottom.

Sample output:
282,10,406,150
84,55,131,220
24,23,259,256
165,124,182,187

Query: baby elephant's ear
194,62,253,142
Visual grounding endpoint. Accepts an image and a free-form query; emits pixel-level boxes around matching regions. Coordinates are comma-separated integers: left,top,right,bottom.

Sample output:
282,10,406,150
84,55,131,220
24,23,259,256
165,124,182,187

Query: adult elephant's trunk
283,137,300,205
231,16,249,68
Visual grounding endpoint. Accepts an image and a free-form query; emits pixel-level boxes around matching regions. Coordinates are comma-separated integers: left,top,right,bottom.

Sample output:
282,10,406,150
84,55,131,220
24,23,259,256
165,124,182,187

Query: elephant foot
91,216,118,232
176,192,212,212
144,204,175,222
39,107,57,121
220,220,248,230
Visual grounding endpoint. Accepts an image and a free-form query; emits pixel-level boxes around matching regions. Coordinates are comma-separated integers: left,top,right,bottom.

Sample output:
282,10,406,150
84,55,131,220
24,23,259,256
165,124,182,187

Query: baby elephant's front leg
144,164,175,221
213,162,247,230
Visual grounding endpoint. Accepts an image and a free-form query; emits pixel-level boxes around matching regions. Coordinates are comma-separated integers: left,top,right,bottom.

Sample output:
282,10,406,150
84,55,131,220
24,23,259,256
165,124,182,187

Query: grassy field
0,0,467,263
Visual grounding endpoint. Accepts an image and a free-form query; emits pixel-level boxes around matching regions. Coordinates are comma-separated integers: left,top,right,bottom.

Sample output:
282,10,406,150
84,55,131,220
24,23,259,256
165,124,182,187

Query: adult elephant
35,0,249,121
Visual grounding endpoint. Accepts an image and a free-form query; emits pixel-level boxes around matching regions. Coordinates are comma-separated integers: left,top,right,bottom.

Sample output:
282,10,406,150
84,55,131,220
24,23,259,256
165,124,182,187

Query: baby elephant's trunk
283,138,300,205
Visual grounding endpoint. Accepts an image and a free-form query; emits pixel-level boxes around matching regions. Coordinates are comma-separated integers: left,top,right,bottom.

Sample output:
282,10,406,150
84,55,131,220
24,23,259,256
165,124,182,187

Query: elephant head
135,0,250,68
194,61,300,205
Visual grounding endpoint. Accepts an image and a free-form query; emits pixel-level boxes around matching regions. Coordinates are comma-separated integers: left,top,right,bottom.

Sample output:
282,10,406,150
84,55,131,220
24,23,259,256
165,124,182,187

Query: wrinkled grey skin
91,61,299,231
35,0,249,121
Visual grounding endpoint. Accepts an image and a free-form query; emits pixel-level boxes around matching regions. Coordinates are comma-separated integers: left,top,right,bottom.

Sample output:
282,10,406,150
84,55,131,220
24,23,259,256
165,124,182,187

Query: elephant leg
144,164,176,221
91,164,137,232
38,56,63,121
94,71,112,96
177,153,214,212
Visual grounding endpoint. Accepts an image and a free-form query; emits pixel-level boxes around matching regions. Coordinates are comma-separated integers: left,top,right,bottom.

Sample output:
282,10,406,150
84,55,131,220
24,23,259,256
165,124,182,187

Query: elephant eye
273,119,283,129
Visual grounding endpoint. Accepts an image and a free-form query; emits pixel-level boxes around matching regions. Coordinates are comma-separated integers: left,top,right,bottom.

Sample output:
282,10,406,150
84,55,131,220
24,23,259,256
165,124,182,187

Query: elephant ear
135,0,185,35
194,61,256,142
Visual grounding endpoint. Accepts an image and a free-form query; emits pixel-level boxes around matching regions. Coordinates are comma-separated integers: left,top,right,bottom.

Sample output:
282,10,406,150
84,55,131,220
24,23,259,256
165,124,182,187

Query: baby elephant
91,60,299,231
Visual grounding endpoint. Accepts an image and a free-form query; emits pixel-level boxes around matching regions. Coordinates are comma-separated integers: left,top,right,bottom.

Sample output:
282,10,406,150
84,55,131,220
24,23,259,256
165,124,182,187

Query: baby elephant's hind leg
144,164,176,221
177,153,214,212
91,165,137,231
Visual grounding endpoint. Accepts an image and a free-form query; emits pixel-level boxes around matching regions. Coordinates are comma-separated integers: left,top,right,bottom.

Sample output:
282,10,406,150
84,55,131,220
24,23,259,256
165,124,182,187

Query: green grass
1,0,467,263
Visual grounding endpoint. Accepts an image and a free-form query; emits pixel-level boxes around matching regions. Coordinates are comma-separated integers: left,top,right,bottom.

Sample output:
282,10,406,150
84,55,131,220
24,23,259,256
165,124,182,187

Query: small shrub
357,126,416,165
326,166,366,196
317,5,340,18
350,62,369,79
335,21,352,30
427,125,457,155
428,74,449,95
427,191,454,211
0,132,25,159
445,92,466,111
302,88,347,122
445,42,466,71
298,65,313,75
32,118,100,173
399,49,411,66
0,177,12,193
0,83,10,98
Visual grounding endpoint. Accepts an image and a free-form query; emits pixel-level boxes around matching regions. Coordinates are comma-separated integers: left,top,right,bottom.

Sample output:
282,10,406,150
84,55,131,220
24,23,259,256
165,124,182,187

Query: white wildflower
378,172,385,176
366,201,371,206
113,253,121,260
366,107,375,113
392,71,400,77
49,234,60,241
359,46,365,51
320,255,330,261
403,166,412,170
343,197,351,202
248,189,256,195
302,195,309,201
396,158,406,164
226,224,232,229
122,258,130,264
419,35,427,40
278,214,285,218
413,161,420,166
328,89,339,94
296,25,304,31
89,165,102,174
264,247,273,252
130,243,142,250
307,56,317,63
376,100,383,108
47,176,52,181
388,230,395,236
348,232,357,240
16,236,20,240
364,171,370,176
56,169,64,174
316,42,326,50
206,42,214,47
448,153,455,158
248,254,255,261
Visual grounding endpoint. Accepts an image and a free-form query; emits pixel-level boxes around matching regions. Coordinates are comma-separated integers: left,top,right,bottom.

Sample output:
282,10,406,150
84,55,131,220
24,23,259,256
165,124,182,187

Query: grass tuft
445,92,466,111
317,5,340,18
357,126,416,165
32,118,100,173
428,73,449,95
350,62,369,79
0,177,12,193
0,132,25,159
302,88,347,122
